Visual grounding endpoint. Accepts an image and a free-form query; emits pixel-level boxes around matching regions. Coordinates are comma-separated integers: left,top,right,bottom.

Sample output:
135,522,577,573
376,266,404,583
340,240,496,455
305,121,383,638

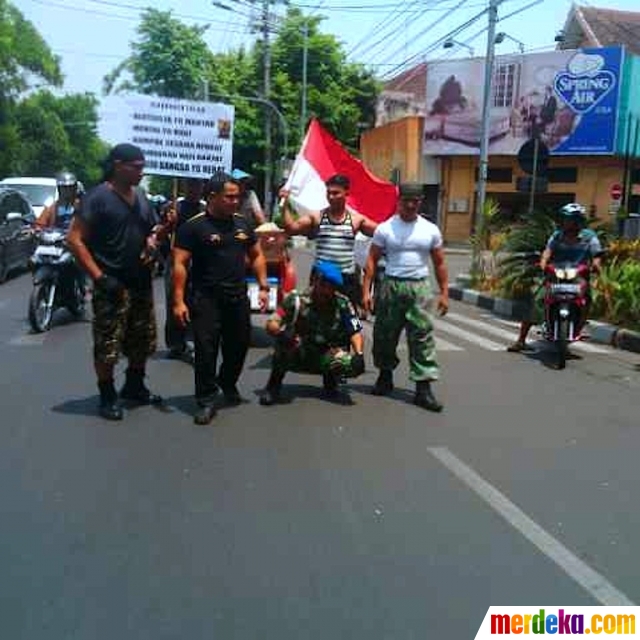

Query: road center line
428,446,635,606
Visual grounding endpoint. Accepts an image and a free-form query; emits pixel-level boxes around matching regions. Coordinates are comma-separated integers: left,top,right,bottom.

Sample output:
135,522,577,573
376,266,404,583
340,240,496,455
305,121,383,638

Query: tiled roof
569,5,640,56
383,62,427,99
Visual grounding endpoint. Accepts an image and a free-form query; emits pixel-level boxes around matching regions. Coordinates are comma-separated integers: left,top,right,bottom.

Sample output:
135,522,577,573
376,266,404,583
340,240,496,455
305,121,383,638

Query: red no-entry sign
610,183,623,200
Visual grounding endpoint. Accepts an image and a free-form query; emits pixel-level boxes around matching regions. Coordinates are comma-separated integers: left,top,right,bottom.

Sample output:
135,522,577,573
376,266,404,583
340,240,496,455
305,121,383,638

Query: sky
16,0,640,98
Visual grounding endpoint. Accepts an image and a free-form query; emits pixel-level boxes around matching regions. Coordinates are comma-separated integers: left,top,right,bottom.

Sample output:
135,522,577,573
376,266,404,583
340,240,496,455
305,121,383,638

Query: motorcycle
542,261,590,369
28,227,85,332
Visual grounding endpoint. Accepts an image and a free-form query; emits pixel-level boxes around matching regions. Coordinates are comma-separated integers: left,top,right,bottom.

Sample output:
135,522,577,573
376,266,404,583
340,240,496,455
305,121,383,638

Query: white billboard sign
99,94,234,178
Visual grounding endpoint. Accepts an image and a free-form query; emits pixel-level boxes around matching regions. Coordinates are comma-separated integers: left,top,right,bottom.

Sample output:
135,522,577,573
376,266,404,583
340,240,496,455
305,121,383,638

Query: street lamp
443,39,474,56
207,90,289,171
495,32,525,54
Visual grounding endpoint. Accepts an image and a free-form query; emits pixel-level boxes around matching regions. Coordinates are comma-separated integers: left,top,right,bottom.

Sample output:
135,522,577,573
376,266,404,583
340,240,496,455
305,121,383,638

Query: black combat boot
120,368,163,405
259,370,285,406
220,384,243,406
98,379,123,421
413,380,443,413
322,372,340,398
194,403,217,425
371,370,393,396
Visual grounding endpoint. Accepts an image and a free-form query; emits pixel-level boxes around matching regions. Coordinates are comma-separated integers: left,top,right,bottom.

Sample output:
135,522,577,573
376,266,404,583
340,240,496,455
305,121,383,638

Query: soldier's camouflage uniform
270,289,363,377
373,277,439,381
92,286,157,365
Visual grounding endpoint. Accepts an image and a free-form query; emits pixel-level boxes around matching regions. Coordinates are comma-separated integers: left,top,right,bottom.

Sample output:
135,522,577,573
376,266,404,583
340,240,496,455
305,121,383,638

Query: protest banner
99,94,234,178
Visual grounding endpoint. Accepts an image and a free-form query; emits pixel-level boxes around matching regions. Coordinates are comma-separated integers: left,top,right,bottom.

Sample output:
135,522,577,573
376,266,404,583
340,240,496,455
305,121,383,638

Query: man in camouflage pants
362,183,449,412
260,261,365,405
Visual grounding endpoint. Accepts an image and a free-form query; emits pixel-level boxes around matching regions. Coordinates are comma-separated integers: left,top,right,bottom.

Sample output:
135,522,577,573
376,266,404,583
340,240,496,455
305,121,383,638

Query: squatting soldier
362,183,449,412
259,260,366,406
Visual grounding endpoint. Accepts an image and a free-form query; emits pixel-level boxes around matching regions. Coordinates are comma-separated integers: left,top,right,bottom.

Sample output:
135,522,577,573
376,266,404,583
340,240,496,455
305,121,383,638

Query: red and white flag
284,119,398,223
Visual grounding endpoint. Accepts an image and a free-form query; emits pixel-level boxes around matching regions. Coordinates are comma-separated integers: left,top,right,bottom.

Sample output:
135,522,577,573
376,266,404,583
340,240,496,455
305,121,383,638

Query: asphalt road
1,250,640,639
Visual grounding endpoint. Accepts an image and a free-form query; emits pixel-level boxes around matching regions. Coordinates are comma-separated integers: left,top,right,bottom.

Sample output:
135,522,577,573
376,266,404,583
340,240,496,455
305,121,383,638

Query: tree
102,6,380,197
0,0,63,176
270,8,380,151
0,0,62,97
13,91,109,183
103,8,213,99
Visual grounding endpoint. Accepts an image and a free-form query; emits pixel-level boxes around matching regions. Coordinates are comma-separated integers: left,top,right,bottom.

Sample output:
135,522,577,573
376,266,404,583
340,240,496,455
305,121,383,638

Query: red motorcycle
543,261,590,369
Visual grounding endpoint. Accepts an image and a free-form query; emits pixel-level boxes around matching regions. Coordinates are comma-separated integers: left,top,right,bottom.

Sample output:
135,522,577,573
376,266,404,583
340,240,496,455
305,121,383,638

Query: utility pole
301,21,309,142
261,0,273,210
476,0,500,235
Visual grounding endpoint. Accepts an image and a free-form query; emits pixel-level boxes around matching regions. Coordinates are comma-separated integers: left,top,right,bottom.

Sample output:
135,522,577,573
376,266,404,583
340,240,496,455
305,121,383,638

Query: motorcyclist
507,202,603,352
35,171,79,231
33,172,86,303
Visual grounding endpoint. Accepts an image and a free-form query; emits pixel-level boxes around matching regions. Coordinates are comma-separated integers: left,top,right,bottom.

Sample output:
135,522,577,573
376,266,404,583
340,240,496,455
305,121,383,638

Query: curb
448,283,640,354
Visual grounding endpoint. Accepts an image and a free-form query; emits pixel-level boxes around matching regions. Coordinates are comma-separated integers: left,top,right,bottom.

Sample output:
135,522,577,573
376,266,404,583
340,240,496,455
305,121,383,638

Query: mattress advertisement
423,46,623,156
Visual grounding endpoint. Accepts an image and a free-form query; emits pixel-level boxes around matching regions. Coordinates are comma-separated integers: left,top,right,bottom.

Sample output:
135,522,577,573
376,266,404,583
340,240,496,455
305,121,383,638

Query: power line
379,0,480,77
295,0,500,9
348,0,429,59
28,0,271,28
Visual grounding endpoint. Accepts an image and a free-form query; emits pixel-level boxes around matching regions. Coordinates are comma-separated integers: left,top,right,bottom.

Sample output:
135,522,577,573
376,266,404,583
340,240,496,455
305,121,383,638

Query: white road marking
435,336,464,352
447,311,520,341
429,446,635,606
451,312,611,354
434,318,506,351
362,322,464,352
8,333,47,346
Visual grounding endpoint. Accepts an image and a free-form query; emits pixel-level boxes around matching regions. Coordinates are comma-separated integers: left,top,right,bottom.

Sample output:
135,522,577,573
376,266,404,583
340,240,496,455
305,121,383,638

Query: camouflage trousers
272,341,361,378
373,277,439,381
92,285,157,366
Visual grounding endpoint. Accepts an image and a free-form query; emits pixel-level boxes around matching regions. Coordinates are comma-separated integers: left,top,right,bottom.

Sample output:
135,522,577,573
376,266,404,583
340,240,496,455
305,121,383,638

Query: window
546,167,578,183
493,63,518,108
631,168,640,184
475,167,513,183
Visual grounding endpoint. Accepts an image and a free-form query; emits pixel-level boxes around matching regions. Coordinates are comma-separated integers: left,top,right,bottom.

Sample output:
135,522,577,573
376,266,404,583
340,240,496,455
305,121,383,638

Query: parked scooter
542,261,590,369
28,227,85,332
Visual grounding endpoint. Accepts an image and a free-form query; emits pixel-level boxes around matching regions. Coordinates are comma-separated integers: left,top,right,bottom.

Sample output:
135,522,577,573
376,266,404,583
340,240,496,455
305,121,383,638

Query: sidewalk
448,276,640,355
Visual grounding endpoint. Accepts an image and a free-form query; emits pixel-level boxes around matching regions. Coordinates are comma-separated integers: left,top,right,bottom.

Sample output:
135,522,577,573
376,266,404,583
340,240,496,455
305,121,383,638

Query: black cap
399,183,423,198
107,143,145,163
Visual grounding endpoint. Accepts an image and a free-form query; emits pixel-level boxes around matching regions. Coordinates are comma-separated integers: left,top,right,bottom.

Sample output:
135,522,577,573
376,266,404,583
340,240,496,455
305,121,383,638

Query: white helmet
559,202,586,219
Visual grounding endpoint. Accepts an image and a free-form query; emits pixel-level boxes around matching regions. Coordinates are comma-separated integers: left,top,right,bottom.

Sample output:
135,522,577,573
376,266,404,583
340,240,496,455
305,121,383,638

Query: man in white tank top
362,183,449,412
280,174,378,309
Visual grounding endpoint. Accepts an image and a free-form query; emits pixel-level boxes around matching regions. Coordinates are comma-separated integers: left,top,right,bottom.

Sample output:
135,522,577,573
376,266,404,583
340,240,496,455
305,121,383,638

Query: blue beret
314,261,343,287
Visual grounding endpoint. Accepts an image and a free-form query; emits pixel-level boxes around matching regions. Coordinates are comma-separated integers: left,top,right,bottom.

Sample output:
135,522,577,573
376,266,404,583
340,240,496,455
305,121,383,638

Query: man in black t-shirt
67,143,169,421
163,177,205,360
172,173,269,425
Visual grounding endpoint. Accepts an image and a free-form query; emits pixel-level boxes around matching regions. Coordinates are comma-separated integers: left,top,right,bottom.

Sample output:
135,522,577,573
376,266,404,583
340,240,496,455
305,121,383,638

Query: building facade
362,5,640,242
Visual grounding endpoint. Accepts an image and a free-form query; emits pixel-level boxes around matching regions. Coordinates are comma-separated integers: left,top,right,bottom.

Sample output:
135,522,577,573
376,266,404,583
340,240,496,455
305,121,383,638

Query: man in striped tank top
280,174,378,310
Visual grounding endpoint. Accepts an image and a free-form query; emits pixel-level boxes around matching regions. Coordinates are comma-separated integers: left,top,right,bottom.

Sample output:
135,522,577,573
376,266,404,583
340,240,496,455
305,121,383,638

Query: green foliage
0,2,105,185
10,90,107,184
592,259,640,330
601,238,640,262
470,197,501,254
495,209,556,299
104,9,213,99
103,6,380,194
0,0,62,97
